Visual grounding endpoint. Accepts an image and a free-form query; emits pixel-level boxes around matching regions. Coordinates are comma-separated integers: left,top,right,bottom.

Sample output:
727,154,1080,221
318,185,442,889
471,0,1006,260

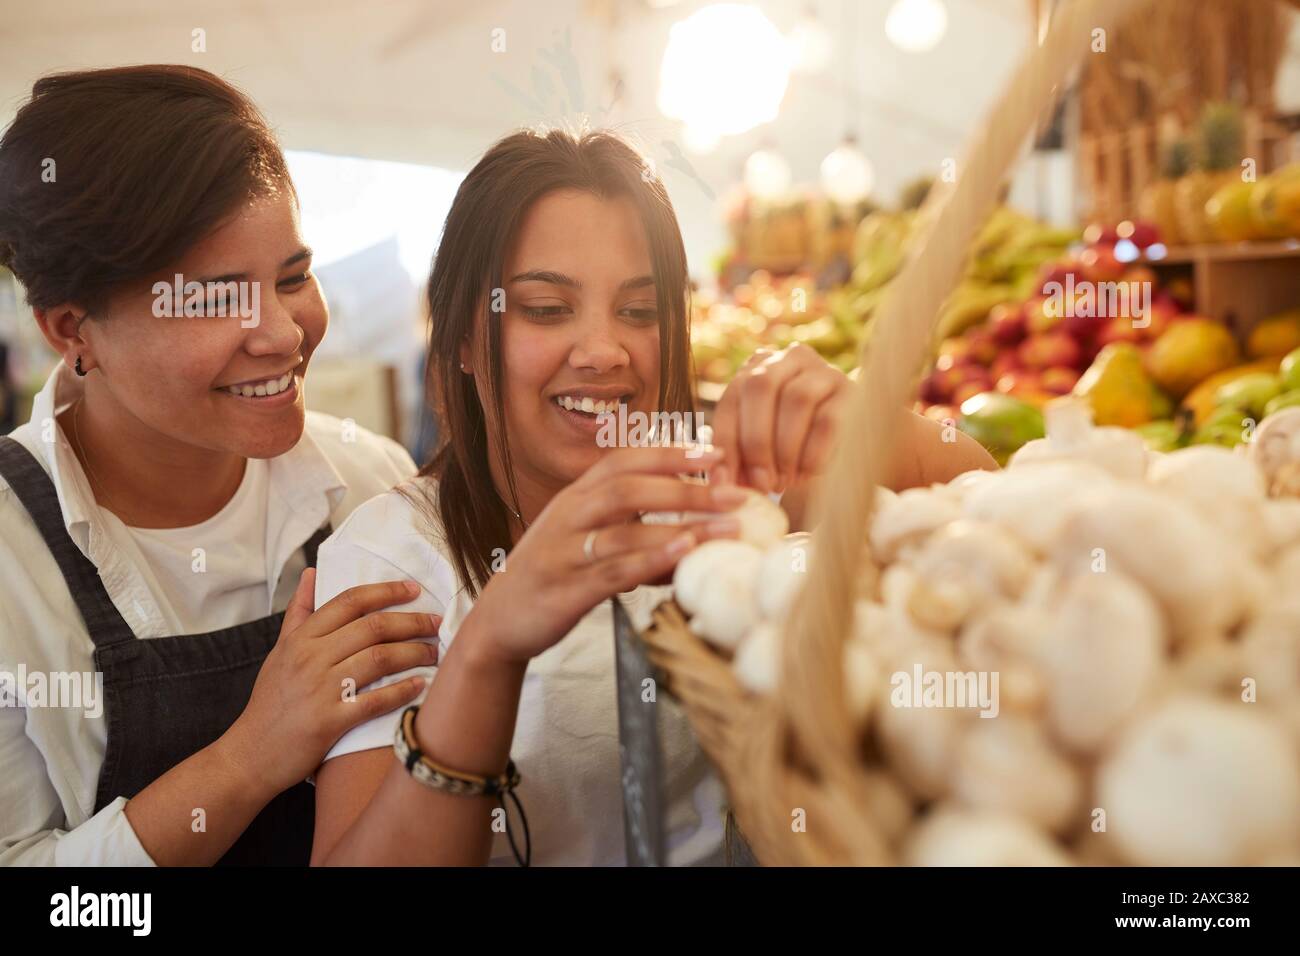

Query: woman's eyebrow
510,269,580,288
191,247,314,286
618,275,655,291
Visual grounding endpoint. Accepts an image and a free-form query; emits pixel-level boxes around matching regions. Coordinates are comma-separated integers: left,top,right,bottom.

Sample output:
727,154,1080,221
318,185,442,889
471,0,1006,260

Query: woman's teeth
224,371,294,397
554,395,623,415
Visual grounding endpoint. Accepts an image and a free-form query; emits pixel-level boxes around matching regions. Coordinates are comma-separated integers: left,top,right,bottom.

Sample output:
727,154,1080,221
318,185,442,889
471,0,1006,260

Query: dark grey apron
0,436,327,865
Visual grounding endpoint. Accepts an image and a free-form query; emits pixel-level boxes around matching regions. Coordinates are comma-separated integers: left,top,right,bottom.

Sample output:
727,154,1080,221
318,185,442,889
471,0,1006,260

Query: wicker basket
640,0,1153,866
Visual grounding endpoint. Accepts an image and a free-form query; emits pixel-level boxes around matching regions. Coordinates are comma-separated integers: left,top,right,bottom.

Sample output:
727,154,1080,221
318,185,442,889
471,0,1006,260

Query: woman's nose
569,318,629,373
243,285,304,356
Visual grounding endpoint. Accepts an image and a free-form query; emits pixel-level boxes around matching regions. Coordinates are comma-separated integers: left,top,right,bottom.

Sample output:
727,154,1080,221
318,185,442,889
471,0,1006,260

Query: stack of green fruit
1194,346,1300,447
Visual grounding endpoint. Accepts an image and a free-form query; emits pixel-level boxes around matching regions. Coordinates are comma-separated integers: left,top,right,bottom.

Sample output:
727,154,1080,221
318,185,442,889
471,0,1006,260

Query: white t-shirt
108,458,272,634
315,480,728,867
0,361,419,865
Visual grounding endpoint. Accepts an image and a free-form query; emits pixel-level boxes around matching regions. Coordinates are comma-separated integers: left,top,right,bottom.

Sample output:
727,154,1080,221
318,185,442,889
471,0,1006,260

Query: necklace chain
72,399,116,513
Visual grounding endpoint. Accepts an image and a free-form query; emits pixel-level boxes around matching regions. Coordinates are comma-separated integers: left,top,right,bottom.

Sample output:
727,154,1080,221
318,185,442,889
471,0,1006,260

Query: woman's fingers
334,637,440,692
774,371,845,486
280,568,317,637
584,515,741,562
581,442,724,484
293,580,421,640
577,473,749,528
343,674,428,727
713,345,825,493
795,387,849,481
588,530,699,595
329,610,443,662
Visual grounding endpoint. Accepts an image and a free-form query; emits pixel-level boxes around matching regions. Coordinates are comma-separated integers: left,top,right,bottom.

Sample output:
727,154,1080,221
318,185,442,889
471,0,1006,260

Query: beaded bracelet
393,705,531,866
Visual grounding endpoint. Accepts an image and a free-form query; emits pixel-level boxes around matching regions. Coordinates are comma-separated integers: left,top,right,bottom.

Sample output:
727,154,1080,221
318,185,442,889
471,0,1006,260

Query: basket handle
777,0,1153,775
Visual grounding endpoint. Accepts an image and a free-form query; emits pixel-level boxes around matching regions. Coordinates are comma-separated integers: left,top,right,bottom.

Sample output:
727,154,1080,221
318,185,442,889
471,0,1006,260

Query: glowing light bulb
820,140,874,205
744,148,792,201
885,0,948,53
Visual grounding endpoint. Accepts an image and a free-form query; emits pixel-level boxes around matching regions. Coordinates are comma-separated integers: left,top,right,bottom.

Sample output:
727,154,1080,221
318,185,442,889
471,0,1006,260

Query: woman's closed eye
521,304,571,321
277,271,313,291
619,304,659,324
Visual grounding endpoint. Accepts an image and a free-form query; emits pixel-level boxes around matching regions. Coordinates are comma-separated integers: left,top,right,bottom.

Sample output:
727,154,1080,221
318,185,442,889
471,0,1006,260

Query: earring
74,355,87,377
460,363,471,374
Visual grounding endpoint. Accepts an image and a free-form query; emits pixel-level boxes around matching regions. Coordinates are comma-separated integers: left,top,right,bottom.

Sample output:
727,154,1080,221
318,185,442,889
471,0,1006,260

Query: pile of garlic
669,402,1300,866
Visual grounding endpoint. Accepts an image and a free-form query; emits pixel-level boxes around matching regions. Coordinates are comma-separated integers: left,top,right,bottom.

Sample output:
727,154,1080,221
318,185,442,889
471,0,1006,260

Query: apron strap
0,436,135,642
0,436,335,644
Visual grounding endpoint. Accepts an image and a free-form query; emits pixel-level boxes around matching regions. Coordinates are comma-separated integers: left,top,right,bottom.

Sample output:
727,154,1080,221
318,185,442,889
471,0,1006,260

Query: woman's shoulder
303,410,417,492
318,476,455,588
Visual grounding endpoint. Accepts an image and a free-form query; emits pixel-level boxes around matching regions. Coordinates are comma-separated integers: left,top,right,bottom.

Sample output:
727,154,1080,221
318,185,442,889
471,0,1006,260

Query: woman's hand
227,570,441,792
709,342,851,494
471,444,744,666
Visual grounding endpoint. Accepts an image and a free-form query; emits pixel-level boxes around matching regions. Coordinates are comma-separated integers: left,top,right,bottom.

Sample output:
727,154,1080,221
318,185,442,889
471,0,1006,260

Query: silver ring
583,529,599,563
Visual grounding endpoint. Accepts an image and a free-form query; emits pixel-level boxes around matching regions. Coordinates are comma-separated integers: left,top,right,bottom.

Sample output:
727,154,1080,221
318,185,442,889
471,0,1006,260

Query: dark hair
0,65,294,312
412,127,696,595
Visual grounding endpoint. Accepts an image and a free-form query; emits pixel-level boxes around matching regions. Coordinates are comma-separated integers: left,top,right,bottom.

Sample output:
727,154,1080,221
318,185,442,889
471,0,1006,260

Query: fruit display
1175,103,1245,245
693,199,1077,388
914,210,1300,462
1143,103,1300,246
670,399,1300,865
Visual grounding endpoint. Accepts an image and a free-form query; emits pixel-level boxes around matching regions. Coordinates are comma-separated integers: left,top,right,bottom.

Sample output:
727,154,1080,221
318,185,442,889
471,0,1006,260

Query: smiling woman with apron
0,65,437,866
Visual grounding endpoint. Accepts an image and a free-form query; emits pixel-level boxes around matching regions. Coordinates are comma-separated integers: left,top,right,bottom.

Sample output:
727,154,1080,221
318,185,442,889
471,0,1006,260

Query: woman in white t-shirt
310,129,995,866
0,66,442,866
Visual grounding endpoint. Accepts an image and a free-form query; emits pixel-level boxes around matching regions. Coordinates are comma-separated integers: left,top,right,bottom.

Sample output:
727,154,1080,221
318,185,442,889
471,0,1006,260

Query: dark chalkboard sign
612,597,667,866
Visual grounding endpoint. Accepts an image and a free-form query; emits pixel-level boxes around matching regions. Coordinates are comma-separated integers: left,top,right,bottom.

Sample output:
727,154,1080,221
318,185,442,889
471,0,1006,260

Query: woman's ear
33,303,94,374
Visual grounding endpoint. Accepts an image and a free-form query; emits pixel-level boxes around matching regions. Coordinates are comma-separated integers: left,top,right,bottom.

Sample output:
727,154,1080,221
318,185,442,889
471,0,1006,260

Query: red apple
1095,318,1142,348
1062,309,1107,341
1080,246,1125,283
1024,297,1063,335
1035,261,1082,297
1083,223,1120,246
1117,219,1160,249
1120,265,1157,287
988,303,1027,346
1018,331,1082,371
991,350,1023,380
920,367,959,404
953,381,993,407
1040,366,1081,395
937,337,970,364
1151,290,1182,316
963,326,999,366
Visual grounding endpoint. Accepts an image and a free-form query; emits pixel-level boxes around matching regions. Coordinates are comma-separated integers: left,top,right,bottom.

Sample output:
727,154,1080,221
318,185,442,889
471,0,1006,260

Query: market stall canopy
0,0,1056,267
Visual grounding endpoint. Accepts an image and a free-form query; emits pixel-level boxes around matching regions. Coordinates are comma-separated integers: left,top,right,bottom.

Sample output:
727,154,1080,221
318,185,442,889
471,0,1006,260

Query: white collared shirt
0,363,416,865
317,482,728,867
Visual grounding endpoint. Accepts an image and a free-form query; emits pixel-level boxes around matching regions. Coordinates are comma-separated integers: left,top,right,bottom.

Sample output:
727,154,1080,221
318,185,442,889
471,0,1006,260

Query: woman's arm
313,607,525,866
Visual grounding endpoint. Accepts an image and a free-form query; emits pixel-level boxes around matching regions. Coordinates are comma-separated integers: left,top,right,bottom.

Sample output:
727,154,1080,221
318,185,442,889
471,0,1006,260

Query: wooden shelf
1147,240,1300,266
1144,240,1300,342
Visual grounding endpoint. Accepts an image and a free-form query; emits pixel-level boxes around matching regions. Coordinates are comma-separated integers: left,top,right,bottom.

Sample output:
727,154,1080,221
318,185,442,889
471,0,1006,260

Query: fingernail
750,467,773,493
685,443,721,461
405,581,421,596
711,463,731,486
665,532,696,557
710,485,749,507
427,642,439,662
705,517,740,537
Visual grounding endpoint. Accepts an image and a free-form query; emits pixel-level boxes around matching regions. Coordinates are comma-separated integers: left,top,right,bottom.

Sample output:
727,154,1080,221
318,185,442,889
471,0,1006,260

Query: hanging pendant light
789,4,832,75
821,135,874,206
743,146,792,201
885,0,948,53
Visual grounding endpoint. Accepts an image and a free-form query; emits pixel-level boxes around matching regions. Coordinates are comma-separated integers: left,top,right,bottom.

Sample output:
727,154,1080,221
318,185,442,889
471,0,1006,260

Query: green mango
1134,420,1187,452
1263,389,1300,419
1213,373,1281,418
957,393,1045,462
1281,347,1300,393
